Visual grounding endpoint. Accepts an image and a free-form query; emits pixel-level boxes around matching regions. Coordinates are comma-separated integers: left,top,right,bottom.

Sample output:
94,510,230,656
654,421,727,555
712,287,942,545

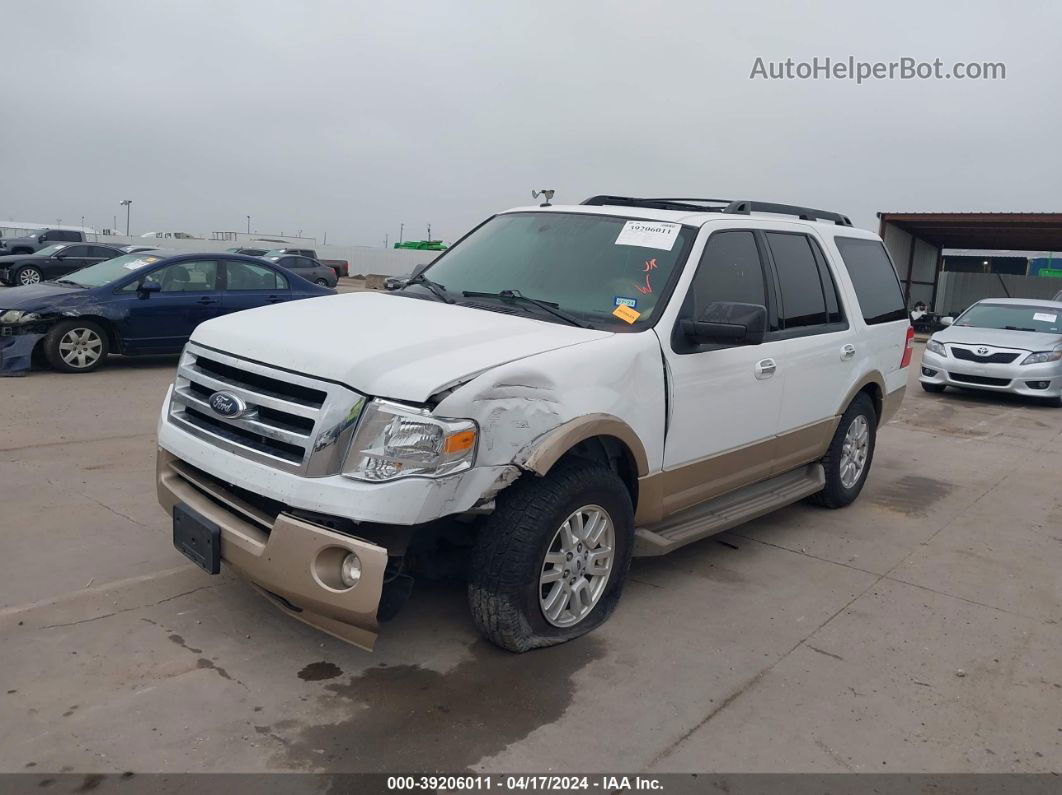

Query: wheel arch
840,372,885,422
53,314,123,354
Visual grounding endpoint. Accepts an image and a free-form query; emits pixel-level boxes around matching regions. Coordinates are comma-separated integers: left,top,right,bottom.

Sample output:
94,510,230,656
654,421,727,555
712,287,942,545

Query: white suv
156,196,912,652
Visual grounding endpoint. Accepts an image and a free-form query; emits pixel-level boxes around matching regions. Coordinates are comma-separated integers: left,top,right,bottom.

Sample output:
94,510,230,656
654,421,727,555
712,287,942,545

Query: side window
834,237,907,324
227,261,288,291
144,261,218,292
53,230,77,242
687,231,767,319
808,238,845,324
765,232,827,329
89,246,116,258
62,245,91,257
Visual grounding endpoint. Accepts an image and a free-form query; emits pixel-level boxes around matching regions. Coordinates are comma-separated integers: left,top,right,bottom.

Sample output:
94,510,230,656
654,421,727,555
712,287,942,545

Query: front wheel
468,460,633,652
17,266,42,286
809,392,878,509
43,320,110,373
315,278,329,286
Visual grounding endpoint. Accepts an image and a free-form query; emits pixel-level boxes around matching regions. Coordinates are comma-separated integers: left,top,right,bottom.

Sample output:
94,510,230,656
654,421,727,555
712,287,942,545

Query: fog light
922,367,937,377
340,553,362,587
1025,381,1050,390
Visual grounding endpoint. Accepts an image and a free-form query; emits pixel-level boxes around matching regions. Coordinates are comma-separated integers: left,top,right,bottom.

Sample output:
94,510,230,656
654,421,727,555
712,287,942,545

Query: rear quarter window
834,237,907,324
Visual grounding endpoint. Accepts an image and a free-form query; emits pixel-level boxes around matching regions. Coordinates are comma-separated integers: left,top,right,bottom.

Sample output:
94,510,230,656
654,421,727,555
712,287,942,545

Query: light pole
399,223,404,244
246,215,250,234
120,200,132,236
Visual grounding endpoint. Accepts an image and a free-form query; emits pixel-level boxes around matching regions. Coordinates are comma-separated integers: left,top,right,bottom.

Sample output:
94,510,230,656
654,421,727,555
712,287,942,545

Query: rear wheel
16,266,42,285
921,382,947,393
468,460,633,652
43,320,109,373
810,393,877,509
315,278,329,286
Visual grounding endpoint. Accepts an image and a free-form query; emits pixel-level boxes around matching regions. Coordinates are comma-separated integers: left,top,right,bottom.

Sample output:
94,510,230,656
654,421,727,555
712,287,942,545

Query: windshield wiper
462,289,594,329
1004,325,1038,332
53,279,86,288
405,273,453,303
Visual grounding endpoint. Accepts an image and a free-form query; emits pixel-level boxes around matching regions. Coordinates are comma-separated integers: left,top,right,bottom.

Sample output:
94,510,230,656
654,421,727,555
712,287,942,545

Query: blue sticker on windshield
614,296,638,309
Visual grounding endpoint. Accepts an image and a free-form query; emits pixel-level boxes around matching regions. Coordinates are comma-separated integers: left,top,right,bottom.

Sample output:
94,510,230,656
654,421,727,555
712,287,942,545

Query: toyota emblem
975,346,990,356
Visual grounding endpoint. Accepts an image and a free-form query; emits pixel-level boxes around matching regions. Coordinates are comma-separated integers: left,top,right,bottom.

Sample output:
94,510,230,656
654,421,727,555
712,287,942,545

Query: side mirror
681,302,767,346
138,281,162,298
941,316,954,326
38,234,48,243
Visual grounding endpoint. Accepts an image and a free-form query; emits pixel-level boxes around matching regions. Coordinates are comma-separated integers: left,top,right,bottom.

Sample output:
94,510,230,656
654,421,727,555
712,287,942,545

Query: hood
934,324,1062,352
0,253,46,265
191,291,614,402
0,281,88,310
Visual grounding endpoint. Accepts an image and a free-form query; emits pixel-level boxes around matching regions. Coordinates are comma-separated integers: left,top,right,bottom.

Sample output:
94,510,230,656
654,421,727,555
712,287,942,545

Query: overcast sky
2,0,1059,247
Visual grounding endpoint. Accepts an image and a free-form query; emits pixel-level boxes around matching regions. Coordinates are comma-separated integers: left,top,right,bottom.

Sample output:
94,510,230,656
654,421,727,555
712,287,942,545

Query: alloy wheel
539,504,615,628
839,414,870,488
18,268,41,285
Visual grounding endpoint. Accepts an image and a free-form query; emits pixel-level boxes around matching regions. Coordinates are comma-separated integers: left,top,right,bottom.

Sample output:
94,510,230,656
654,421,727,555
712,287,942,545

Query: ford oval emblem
976,346,990,356
208,391,247,418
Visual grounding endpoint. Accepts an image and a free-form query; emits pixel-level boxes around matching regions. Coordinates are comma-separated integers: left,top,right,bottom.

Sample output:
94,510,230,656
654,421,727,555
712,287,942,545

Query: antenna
532,189,555,207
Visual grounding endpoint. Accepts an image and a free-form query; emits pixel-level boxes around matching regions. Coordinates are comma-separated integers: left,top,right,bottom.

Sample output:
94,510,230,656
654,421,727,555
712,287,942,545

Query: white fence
935,272,1062,316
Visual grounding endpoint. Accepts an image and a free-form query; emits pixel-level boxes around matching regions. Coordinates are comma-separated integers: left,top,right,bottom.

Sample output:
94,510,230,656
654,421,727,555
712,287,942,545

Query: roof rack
581,195,732,213
581,195,853,226
722,200,853,226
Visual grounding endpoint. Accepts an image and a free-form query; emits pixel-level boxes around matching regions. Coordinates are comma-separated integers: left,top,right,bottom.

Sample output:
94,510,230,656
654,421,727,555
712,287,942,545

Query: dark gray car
264,254,338,288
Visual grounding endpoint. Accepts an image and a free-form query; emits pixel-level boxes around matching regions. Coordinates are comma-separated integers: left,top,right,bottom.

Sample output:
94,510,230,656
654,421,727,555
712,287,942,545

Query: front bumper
158,448,389,650
0,330,44,376
919,349,1062,399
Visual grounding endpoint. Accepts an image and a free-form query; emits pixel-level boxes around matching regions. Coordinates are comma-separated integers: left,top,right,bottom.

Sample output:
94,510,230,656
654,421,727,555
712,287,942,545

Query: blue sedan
0,250,334,375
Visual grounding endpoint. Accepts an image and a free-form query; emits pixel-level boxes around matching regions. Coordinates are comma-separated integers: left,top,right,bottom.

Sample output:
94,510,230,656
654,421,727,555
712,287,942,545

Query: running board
633,464,825,557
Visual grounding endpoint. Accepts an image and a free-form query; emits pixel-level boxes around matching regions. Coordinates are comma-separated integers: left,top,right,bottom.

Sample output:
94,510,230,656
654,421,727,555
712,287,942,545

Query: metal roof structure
876,212,1062,251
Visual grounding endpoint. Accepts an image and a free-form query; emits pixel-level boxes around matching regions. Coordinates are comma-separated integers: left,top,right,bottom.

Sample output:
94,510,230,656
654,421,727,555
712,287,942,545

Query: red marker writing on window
635,258,658,295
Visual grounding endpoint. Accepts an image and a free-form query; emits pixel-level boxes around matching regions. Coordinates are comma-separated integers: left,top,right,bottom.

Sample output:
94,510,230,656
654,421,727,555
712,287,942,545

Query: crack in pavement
35,584,222,630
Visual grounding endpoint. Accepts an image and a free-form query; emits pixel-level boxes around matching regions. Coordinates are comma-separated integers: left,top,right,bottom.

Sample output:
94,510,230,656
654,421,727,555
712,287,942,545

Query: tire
921,382,947,393
43,319,110,373
16,266,42,286
1041,395,1062,408
468,460,634,653
809,393,877,509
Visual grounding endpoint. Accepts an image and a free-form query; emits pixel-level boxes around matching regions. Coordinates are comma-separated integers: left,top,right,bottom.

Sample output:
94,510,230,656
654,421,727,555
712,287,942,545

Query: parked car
920,298,1062,406
120,245,160,254
154,195,911,653
0,243,126,286
226,247,268,257
320,258,350,278
0,250,333,375
264,247,318,259
0,228,87,255
261,247,348,279
264,253,338,287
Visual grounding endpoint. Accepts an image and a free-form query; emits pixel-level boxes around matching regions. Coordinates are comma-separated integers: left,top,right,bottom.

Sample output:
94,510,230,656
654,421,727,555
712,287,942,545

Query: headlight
341,399,477,482
1021,350,1062,365
926,339,947,357
0,310,41,324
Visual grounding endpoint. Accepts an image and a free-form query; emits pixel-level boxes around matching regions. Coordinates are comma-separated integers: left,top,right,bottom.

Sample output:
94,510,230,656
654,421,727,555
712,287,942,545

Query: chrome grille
169,342,366,476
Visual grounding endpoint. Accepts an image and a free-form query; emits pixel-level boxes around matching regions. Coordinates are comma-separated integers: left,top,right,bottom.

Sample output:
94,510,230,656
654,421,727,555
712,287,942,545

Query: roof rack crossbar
723,200,853,226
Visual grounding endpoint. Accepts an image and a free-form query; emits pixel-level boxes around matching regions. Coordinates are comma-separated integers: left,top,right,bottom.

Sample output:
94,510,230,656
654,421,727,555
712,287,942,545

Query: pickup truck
262,247,348,279
156,195,911,653
0,228,88,255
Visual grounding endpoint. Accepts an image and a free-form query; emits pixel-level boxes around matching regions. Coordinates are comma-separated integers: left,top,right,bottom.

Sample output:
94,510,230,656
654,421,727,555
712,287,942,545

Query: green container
394,240,447,251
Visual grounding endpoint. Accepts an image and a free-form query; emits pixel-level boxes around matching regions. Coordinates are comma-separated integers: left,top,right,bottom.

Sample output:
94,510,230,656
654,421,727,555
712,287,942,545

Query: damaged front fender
0,331,44,376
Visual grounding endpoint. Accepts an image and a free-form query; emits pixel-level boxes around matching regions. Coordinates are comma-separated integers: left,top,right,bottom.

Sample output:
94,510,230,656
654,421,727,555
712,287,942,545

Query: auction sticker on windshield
614,220,680,250
124,256,160,270
1033,312,1057,323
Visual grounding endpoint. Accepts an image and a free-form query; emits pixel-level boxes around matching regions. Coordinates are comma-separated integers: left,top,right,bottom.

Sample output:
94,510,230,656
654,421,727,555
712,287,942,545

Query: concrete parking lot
1,331,1060,774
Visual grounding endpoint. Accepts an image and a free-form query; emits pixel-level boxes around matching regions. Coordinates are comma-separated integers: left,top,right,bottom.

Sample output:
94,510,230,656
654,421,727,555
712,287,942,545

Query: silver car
920,298,1062,407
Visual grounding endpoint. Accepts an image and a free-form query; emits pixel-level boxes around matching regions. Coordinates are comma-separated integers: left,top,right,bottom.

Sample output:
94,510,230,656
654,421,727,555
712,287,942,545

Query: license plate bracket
173,503,221,574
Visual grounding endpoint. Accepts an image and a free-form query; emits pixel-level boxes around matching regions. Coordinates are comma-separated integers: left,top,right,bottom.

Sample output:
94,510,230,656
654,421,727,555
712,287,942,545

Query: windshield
35,244,70,257
61,253,165,287
956,303,1061,334
417,212,695,328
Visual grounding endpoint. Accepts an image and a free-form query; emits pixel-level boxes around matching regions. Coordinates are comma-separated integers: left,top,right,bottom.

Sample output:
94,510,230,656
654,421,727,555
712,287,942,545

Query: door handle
754,358,777,380
196,297,217,305
267,295,284,303
840,344,856,361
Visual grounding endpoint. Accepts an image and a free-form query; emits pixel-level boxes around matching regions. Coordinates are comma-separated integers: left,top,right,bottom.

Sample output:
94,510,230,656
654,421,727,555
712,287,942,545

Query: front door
120,260,221,353
658,229,786,517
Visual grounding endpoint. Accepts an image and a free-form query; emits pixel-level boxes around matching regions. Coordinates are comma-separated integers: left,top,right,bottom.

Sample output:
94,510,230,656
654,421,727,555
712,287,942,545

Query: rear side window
765,232,827,328
834,237,907,324
54,230,80,242
688,231,767,318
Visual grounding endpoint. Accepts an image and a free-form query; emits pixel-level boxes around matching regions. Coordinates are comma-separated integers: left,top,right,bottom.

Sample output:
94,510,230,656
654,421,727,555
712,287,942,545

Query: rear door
49,244,95,278
120,260,222,352
762,230,856,471
221,259,291,314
